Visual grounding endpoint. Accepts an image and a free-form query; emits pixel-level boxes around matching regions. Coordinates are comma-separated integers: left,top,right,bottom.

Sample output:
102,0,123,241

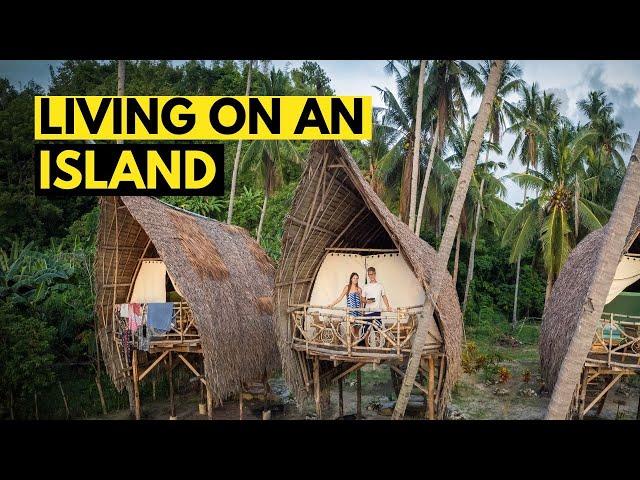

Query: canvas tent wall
274,140,463,417
94,196,279,403
540,200,640,395
308,252,441,342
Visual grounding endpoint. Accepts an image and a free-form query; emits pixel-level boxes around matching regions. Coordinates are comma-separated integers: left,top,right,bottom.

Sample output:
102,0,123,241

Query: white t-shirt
362,282,386,311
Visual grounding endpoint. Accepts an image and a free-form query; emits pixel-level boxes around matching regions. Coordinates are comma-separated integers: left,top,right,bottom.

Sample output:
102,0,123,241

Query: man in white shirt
361,267,391,334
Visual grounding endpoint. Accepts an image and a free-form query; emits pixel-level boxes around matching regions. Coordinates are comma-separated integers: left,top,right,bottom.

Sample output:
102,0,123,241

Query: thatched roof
274,141,463,417
94,196,279,403
540,200,640,391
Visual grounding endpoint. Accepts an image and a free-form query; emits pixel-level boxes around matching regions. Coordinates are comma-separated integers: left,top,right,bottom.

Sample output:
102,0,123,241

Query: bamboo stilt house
274,140,463,419
541,201,640,419
95,196,278,418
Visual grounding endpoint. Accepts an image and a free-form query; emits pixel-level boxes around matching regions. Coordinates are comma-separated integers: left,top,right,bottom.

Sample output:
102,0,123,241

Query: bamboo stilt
338,378,344,418
428,356,435,420
239,389,244,420
313,357,321,418
168,352,176,419
132,350,141,420
206,382,213,420
199,372,206,415
356,369,362,419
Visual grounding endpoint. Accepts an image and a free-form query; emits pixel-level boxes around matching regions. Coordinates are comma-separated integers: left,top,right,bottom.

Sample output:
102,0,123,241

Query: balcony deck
114,302,202,354
289,304,442,363
586,312,640,372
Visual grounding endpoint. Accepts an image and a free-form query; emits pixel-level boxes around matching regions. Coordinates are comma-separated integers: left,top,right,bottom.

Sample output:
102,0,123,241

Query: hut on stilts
274,140,463,419
541,201,640,419
95,196,279,419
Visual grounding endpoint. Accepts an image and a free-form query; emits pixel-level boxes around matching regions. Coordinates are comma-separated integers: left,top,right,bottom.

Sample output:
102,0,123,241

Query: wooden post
356,369,362,419
132,349,141,420
577,368,588,420
313,357,322,419
206,381,213,420
198,359,206,415
427,356,435,420
168,352,176,420
338,378,344,418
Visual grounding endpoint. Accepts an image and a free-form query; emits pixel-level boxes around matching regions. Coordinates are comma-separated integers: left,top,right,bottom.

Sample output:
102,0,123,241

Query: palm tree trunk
545,268,554,305
512,258,522,325
116,59,135,417
462,176,485,315
227,60,254,224
399,139,414,224
574,179,580,237
256,190,268,243
409,60,427,232
392,60,505,419
415,121,440,235
546,135,640,419
117,61,125,146
512,168,530,326
452,226,461,287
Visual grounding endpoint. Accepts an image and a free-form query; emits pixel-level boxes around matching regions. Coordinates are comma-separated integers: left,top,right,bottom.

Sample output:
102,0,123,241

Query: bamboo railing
289,304,442,359
589,312,640,369
113,302,199,350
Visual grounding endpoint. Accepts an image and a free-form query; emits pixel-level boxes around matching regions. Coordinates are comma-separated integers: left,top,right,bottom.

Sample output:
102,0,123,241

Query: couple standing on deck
328,267,391,334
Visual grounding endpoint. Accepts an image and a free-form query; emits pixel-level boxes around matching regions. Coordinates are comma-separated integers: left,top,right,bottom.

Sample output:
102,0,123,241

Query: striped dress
346,289,361,317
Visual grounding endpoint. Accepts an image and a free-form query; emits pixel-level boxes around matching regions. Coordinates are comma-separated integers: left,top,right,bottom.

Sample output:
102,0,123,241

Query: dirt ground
95,343,640,420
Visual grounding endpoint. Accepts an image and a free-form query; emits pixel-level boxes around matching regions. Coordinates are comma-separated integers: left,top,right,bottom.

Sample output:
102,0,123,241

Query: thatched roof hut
94,196,279,404
540,201,640,392
274,140,463,417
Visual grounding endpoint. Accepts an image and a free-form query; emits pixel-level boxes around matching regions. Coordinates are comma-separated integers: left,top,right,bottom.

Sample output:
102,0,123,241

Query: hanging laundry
122,329,131,365
138,324,150,352
128,303,143,331
147,302,174,334
119,303,129,318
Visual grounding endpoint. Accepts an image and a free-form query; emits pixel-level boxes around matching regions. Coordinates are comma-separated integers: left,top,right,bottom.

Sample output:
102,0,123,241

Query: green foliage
259,183,297,260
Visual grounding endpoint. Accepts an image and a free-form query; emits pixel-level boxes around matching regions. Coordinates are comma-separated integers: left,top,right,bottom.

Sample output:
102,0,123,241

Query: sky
2,59,639,206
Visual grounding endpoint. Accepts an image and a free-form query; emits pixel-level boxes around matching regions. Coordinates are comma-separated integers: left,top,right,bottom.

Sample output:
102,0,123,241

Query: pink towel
128,303,143,331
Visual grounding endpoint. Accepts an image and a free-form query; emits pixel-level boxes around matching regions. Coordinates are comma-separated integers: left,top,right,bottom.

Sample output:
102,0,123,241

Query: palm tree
458,60,522,316
503,120,606,303
414,60,478,236
461,157,508,316
242,69,300,243
408,60,427,232
441,125,477,286
579,91,631,170
467,60,523,145
376,60,431,223
546,134,640,419
392,60,505,419
227,60,254,224
355,108,397,196
507,85,560,324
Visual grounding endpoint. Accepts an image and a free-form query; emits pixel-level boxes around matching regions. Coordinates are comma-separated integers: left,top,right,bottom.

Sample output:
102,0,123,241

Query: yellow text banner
35,96,372,140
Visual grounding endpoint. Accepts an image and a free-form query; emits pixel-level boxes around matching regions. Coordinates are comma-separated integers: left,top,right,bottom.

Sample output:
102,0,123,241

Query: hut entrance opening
290,250,442,359
573,235,640,419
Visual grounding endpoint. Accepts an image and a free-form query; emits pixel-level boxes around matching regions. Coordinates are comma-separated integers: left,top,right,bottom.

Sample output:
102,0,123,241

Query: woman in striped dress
329,273,362,342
